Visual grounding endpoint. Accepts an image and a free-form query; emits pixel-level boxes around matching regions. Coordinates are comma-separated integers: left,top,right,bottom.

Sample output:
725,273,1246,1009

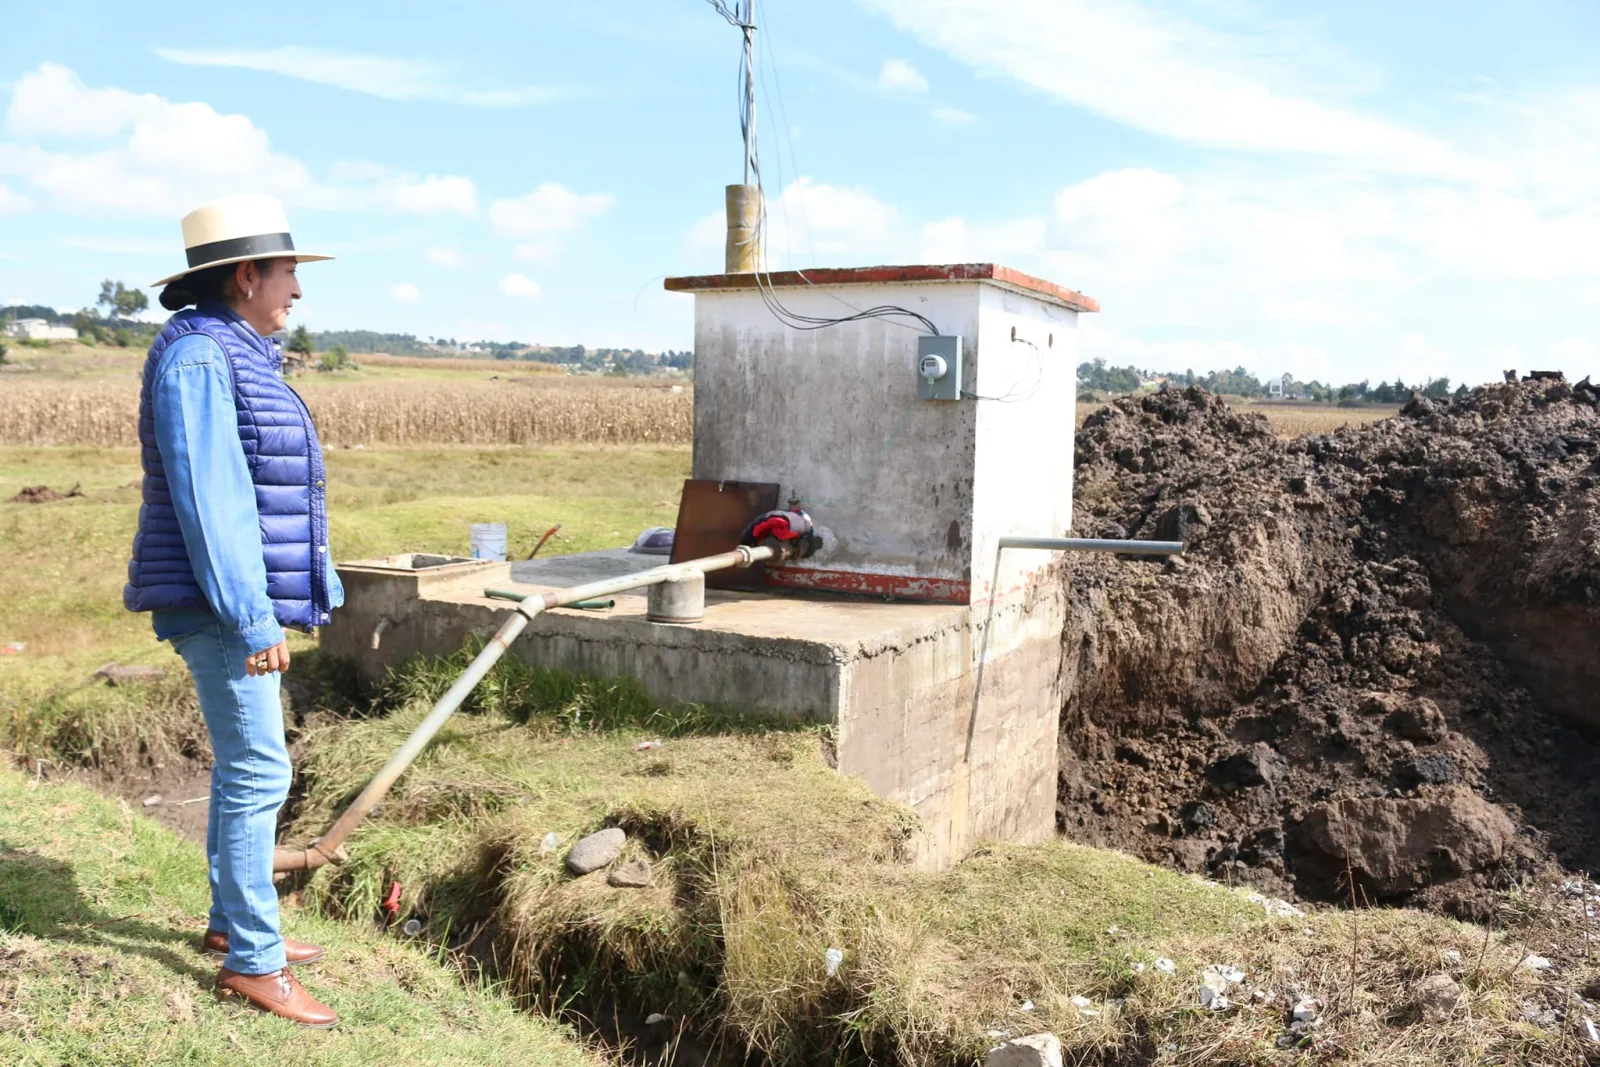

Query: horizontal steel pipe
272,543,779,873
997,536,1183,556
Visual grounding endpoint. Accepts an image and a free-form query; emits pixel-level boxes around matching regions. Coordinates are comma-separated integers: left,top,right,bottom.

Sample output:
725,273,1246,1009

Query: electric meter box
916,334,962,401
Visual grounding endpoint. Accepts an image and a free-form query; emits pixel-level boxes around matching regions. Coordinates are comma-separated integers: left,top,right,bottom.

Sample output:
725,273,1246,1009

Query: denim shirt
148,332,344,653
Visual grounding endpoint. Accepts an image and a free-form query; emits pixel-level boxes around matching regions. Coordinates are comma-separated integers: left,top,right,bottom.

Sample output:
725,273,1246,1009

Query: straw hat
152,194,332,287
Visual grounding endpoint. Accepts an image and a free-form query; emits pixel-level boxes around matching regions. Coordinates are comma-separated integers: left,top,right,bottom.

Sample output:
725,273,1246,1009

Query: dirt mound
1058,380,1600,917
7,483,82,504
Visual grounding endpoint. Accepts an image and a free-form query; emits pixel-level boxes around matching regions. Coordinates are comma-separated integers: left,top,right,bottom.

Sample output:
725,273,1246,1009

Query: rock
1179,800,1217,834
1208,744,1286,791
1397,754,1461,787
1412,973,1463,1023
1152,503,1210,542
1522,954,1553,972
1153,957,1176,976
142,794,163,807
1199,983,1231,1011
1069,995,1092,1009
983,1032,1062,1067
644,1013,669,1026
1584,1017,1599,1044
606,860,653,888
1386,698,1448,743
93,663,166,686
1293,788,1517,896
1291,996,1320,1023
566,827,626,874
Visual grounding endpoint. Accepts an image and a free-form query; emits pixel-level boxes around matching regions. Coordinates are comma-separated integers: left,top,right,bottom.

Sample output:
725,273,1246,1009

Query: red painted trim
663,263,1099,314
765,565,972,604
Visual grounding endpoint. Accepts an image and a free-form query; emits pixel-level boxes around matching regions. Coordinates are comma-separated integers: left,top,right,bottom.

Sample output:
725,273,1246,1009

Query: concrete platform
322,550,1064,869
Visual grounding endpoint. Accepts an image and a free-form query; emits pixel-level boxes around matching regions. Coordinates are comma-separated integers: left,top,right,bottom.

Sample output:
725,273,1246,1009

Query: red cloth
751,516,801,541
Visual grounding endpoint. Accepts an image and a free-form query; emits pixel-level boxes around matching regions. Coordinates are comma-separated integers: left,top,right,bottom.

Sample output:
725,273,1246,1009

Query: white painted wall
690,277,1079,602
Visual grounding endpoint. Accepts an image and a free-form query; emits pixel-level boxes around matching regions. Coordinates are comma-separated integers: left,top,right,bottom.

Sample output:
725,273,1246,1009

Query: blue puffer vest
123,301,332,631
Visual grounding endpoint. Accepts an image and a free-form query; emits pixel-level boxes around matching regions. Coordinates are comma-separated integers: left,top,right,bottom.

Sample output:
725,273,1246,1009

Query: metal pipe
997,536,1183,556
273,543,778,872
485,590,614,610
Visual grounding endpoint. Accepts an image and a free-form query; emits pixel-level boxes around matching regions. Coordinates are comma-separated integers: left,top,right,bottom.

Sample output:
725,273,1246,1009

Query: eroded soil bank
1058,377,1600,917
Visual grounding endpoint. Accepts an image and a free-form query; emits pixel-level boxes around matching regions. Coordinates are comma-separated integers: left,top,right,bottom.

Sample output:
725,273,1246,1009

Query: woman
124,194,343,1028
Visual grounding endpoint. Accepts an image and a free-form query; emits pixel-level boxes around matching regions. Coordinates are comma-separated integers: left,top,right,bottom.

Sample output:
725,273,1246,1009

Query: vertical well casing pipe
273,544,776,872
725,184,761,273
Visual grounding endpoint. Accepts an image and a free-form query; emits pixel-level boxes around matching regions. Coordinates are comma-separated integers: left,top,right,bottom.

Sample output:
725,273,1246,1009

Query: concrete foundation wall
323,555,1063,869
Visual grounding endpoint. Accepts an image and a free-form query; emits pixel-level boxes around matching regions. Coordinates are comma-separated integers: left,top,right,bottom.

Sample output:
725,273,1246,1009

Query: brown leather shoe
216,966,338,1028
203,929,325,965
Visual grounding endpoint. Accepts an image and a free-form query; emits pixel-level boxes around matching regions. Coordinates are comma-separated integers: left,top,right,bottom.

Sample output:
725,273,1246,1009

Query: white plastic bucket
470,522,508,562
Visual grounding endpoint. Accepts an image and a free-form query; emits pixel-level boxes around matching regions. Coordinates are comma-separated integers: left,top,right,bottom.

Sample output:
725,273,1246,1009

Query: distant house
4,318,78,341
1268,372,1295,399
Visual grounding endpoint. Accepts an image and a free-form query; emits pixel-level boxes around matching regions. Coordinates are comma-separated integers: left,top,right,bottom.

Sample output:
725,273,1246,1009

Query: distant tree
96,280,148,320
1421,377,1451,400
0,337,8,365
287,325,313,358
319,344,351,372
1453,383,1470,400
72,309,95,335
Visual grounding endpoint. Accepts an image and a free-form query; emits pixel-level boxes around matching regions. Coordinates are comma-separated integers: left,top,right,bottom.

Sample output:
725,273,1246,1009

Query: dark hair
159,258,278,312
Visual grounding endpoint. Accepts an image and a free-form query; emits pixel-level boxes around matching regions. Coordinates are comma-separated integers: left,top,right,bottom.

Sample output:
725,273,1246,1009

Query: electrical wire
710,0,941,337
961,336,1045,403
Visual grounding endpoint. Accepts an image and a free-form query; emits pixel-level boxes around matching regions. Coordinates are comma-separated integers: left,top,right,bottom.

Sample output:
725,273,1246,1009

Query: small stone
983,1033,1062,1067
825,947,844,977
1523,955,1554,972
1199,984,1231,1011
1583,1017,1598,1044
142,794,163,807
1441,949,1462,969
1130,962,1146,975
644,1013,669,1026
1154,957,1176,976
566,827,626,874
607,860,653,888
1019,999,1035,1012
1179,800,1217,834
1413,973,1463,1023
1292,996,1320,1023
1386,697,1448,744
1070,995,1092,1009
540,831,559,853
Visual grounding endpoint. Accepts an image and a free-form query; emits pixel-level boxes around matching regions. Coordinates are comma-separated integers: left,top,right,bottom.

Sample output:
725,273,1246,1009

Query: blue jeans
169,619,289,975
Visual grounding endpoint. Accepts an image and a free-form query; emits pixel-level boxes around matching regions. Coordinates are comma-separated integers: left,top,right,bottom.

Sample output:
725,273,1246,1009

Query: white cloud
0,64,315,215
1049,168,1184,266
498,273,542,299
0,64,484,220
389,281,421,302
155,46,560,107
426,246,465,268
879,59,929,93
0,181,30,213
380,174,477,214
931,107,976,125
919,215,1046,262
858,0,1479,179
489,183,614,237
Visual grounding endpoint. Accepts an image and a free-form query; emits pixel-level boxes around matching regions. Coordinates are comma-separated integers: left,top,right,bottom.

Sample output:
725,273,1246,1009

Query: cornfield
0,378,693,446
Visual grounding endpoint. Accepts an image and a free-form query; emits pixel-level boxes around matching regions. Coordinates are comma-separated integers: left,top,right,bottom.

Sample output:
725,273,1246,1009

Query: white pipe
997,536,1183,556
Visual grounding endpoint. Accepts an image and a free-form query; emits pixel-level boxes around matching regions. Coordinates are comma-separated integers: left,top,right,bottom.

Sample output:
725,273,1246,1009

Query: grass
281,656,1591,1065
0,765,599,1066
0,444,688,766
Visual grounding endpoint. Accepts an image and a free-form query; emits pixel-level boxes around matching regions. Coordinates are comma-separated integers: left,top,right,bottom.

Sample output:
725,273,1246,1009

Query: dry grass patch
287,655,1594,1065
0,767,598,1067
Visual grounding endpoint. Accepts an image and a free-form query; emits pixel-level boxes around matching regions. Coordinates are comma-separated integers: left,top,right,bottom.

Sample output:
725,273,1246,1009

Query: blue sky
3,0,1599,387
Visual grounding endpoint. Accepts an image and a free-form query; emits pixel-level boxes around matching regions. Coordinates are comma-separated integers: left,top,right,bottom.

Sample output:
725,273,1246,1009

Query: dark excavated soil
1056,377,1600,919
